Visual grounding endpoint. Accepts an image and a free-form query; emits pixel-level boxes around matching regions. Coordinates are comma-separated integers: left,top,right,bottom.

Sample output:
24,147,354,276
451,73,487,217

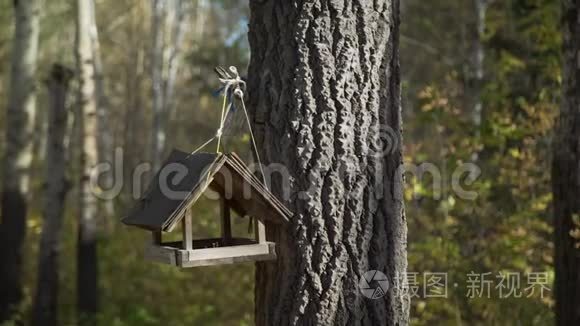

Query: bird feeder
122,149,291,268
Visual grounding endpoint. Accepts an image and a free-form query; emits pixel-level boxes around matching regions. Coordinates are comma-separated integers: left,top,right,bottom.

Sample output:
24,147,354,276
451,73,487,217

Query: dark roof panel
122,149,292,232
122,150,220,231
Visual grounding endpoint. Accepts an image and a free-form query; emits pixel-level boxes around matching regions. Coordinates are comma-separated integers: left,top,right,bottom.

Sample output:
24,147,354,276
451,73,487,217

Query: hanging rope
215,93,228,152
214,66,268,191
187,67,239,156
238,89,268,191
188,135,216,155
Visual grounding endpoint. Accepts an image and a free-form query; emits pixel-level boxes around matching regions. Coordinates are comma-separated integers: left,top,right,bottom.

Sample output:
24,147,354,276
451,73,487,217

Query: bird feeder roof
122,149,292,232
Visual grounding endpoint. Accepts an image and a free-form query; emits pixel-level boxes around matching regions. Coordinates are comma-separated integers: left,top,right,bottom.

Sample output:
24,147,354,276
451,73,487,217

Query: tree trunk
163,0,189,125
76,0,99,324
0,0,40,321
122,1,146,201
123,45,146,199
471,0,486,129
88,0,115,217
150,0,166,172
248,1,409,325
150,0,189,173
553,1,580,324
31,64,73,326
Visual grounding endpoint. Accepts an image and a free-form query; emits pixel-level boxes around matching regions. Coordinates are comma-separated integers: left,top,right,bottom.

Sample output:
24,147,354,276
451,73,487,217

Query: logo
359,270,390,299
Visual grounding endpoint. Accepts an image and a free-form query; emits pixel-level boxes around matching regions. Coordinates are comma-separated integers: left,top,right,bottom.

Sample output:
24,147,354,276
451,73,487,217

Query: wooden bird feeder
122,149,291,268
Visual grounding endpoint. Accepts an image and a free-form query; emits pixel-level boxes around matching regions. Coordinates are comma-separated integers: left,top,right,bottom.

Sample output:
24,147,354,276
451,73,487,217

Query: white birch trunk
150,0,189,172
2,0,40,194
0,0,40,321
163,0,189,123
150,0,166,172
76,0,99,322
472,0,487,128
88,0,115,217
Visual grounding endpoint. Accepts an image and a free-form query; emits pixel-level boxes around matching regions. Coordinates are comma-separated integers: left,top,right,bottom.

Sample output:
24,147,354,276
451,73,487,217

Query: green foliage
403,0,559,324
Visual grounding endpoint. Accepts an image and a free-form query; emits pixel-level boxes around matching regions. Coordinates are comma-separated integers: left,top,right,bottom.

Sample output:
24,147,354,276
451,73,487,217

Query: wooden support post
255,219,266,244
152,231,162,245
220,196,232,246
182,209,193,250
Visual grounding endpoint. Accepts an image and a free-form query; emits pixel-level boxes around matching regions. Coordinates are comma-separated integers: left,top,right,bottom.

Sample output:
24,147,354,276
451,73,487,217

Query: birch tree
150,0,166,172
248,1,409,324
0,0,40,321
553,0,580,324
122,2,148,200
76,0,99,323
150,0,189,172
31,64,73,326
88,0,114,216
471,0,487,129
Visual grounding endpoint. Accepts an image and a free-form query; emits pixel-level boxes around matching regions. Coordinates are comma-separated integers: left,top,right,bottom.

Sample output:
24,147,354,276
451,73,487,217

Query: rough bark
553,1,580,324
248,1,409,325
76,0,99,323
31,64,72,326
0,0,40,321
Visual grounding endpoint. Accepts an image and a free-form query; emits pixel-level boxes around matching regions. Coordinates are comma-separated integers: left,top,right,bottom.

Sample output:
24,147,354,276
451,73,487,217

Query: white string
188,135,216,155
216,67,244,152
188,135,219,191
208,66,268,190
238,90,268,191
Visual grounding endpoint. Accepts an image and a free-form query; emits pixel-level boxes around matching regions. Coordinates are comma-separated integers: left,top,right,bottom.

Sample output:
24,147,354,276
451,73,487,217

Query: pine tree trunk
248,1,409,325
31,64,72,326
0,0,40,321
553,1,580,324
76,0,99,323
